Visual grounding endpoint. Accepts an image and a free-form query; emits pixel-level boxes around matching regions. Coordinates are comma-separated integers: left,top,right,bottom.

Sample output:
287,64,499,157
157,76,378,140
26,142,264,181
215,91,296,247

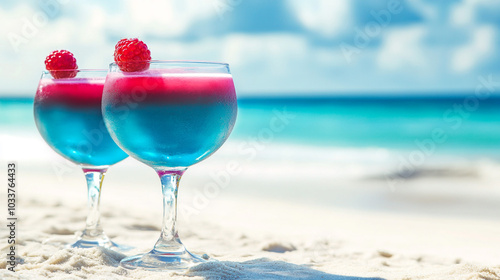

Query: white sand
1,143,500,279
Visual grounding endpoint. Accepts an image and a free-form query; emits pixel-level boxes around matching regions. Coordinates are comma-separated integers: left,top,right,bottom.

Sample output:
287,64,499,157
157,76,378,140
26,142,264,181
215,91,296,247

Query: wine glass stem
154,168,187,252
82,167,107,239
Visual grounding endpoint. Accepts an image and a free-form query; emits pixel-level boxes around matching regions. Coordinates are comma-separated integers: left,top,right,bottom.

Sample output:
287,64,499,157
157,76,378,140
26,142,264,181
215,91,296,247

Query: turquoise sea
3,94,500,219
1,95,500,158
235,95,500,157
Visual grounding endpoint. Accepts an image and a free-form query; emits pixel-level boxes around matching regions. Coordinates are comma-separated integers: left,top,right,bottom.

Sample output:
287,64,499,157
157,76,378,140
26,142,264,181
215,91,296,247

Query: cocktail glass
34,69,129,249
102,61,237,270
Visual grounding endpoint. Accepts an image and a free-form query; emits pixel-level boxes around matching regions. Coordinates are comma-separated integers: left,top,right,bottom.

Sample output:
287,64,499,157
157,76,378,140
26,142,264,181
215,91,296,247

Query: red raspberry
113,38,151,72
44,50,78,79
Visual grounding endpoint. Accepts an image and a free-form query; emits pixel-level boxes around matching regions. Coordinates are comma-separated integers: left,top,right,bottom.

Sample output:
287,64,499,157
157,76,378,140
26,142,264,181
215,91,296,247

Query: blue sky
0,0,499,96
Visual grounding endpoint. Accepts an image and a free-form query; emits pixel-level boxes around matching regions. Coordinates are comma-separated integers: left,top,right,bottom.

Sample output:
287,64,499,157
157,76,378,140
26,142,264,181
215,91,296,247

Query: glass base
120,248,207,271
67,234,133,252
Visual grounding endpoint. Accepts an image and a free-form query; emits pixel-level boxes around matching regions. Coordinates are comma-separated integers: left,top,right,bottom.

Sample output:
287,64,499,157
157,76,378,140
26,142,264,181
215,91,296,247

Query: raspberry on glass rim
44,50,78,79
113,38,151,72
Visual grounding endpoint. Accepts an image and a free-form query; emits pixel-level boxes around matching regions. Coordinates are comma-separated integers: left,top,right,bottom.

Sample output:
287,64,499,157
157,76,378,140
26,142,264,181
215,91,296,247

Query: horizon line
0,90,496,98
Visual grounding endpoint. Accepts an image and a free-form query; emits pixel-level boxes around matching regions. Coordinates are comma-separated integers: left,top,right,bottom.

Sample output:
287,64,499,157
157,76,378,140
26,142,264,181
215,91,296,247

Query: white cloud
450,0,498,26
377,25,428,71
0,3,46,92
407,0,439,21
222,33,309,92
451,26,495,72
111,0,217,37
223,34,307,67
450,0,474,26
0,1,499,95
0,2,115,93
218,33,351,93
287,0,351,37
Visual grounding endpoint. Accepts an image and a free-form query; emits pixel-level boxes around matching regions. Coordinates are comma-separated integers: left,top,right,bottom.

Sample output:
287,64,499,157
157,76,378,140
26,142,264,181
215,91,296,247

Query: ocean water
2,95,500,164
233,96,500,155
4,95,500,222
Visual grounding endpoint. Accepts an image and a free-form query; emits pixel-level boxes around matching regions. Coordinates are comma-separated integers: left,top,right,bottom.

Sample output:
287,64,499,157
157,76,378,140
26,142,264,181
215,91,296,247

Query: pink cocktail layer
36,78,105,107
104,71,236,105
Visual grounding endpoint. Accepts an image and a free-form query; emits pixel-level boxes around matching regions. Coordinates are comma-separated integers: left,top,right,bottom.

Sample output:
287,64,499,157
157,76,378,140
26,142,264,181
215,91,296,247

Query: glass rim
41,69,107,74
109,60,229,67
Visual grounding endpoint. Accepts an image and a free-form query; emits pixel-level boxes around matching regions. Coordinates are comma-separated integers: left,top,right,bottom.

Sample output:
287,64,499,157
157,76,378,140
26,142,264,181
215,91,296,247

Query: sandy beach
1,140,500,280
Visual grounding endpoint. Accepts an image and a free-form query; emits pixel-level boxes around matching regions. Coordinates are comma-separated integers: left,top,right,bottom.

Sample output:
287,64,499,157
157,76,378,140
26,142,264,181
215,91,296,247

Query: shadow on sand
187,258,385,280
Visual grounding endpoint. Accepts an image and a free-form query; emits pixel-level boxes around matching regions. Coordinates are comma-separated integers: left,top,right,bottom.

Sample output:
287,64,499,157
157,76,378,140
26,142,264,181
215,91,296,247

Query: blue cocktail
34,70,129,249
102,61,237,270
